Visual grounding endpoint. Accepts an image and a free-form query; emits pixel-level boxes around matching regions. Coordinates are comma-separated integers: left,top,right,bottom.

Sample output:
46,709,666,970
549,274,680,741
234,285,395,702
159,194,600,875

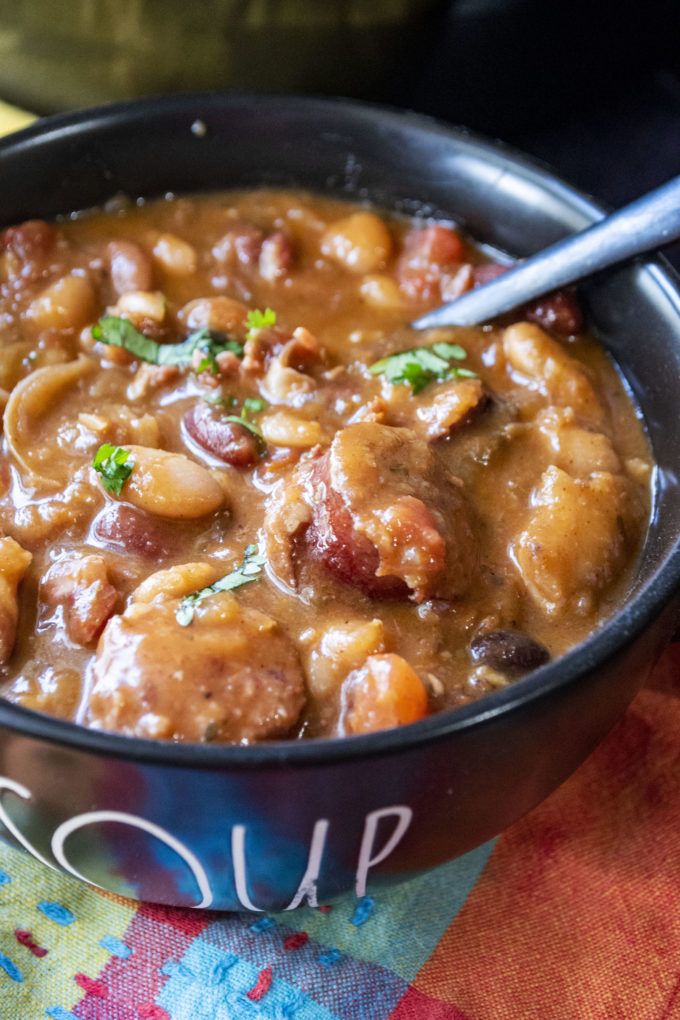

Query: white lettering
231,824,263,911
0,777,56,871
355,805,413,898
283,819,330,910
51,811,213,909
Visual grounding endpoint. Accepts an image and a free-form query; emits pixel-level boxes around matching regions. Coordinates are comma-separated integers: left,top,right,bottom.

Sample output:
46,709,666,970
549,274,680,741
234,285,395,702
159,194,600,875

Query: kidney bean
183,401,260,467
473,263,584,335
259,231,294,282
469,628,550,677
91,503,176,559
212,222,265,267
525,289,584,336
1,220,57,262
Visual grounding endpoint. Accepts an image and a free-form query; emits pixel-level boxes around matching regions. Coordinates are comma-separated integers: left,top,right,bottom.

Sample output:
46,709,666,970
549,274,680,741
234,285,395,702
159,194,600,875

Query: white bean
321,212,393,274
152,233,198,277
109,445,227,519
260,410,325,449
25,274,97,333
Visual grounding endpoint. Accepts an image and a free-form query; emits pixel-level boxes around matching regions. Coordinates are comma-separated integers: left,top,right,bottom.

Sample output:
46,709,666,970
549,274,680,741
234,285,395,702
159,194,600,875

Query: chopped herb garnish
243,396,265,415
92,443,133,496
92,316,244,374
224,415,266,448
369,341,476,395
245,307,277,339
222,395,267,453
176,543,267,626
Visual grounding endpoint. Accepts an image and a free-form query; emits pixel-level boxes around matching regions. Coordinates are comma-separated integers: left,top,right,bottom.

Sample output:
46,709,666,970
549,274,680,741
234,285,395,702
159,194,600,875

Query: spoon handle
412,175,680,329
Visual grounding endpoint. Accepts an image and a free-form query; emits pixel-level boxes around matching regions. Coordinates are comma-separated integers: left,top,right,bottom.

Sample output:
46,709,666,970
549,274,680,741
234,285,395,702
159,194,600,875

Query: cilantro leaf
243,396,265,415
223,396,267,454
176,543,267,626
245,307,277,340
92,316,244,374
369,342,476,395
223,415,265,450
92,443,133,496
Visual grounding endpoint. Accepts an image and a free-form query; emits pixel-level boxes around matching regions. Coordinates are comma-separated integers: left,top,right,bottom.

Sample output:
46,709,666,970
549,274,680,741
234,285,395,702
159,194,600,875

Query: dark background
390,0,680,265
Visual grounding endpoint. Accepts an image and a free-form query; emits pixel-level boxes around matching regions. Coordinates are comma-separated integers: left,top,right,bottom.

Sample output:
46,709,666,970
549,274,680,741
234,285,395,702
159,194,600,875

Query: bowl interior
1,93,679,762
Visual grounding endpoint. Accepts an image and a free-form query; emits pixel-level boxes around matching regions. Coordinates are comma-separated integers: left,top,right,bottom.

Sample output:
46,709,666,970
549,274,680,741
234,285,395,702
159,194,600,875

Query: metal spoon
412,175,680,330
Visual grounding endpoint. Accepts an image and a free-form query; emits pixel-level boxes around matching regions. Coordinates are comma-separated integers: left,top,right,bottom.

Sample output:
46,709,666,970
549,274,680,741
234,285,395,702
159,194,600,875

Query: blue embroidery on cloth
0,952,23,982
99,934,133,959
250,916,276,933
318,949,342,967
37,901,75,926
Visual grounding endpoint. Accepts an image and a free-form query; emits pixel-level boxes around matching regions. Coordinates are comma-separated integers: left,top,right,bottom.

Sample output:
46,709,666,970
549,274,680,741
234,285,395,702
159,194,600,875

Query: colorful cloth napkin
2,106,679,1019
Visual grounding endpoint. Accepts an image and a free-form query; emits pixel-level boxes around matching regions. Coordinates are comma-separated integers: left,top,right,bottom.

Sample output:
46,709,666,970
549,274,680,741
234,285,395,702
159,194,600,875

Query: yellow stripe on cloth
0,100,36,136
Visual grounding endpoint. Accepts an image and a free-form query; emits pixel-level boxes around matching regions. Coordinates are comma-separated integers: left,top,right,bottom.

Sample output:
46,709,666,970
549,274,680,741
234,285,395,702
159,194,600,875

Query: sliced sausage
86,591,306,743
266,422,478,603
41,555,118,646
398,225,464,302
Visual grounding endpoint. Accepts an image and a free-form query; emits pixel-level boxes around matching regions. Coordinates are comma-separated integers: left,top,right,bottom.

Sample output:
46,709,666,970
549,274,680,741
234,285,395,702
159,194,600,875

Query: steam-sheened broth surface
0,190,652,742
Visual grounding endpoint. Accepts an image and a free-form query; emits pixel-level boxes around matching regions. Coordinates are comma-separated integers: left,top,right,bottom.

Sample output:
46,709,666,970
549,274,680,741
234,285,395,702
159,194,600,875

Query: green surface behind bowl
0,0,440,112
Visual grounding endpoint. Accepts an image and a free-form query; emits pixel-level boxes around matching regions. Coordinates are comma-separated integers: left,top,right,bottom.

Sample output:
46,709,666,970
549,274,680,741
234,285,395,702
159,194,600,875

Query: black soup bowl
1,94,679,912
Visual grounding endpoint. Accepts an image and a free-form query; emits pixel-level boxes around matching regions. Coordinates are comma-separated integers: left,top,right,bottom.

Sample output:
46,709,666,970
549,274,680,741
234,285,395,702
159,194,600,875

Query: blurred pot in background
0,0,442,112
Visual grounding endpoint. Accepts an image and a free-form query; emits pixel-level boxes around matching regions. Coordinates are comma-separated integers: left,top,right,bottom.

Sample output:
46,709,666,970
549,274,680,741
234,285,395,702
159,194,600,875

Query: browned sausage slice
266,422,478,603
86,591,306,743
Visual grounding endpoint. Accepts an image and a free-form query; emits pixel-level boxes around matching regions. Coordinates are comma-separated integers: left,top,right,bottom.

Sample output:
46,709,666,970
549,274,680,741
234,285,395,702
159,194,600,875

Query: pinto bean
512,466,639,616
469,628,550,677
183,402,260,467
108,241,153,296
502,322,605,427
91,503,176,559
131,561,221,603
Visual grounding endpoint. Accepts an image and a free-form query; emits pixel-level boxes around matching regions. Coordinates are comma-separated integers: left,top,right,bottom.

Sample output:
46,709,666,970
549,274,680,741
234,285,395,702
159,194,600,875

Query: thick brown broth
0,189,653,742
